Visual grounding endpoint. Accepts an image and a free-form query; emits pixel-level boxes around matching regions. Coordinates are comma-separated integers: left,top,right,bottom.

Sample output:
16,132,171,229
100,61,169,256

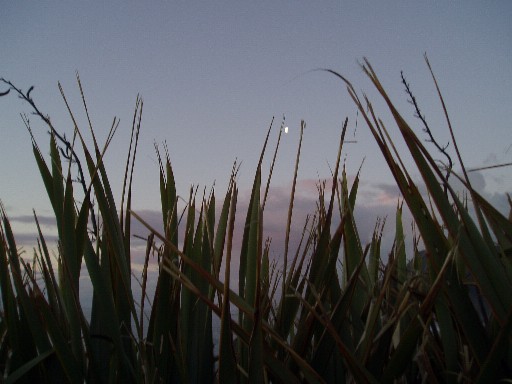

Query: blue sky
1,1,511,254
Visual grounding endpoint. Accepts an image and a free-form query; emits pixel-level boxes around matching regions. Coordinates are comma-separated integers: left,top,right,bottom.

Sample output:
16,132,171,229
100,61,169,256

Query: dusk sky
2,2,511,256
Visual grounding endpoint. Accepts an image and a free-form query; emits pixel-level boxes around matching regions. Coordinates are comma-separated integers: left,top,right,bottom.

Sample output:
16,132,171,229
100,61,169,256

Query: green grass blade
31,140,57,217
367,222,382,293
4,348,54,384
249,200,265,384
148,153,181,382
0,211,26,375
80,138,140,340
476,306,512,383
311,251,365,377
84,237,135,381
49,133,64,232
60,174,84,363
214,179,234,277
394,204,406,285
243,168,261,311
1,209,51,355
340,167,370,315
36,297,84,382
218,186,239,383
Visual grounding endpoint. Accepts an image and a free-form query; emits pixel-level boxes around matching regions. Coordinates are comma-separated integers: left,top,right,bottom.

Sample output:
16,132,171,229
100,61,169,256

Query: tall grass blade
149,152,181,382
218,185,239,383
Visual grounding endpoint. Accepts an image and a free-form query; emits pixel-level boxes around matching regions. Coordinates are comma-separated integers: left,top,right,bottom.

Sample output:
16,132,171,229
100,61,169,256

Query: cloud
483,153,499,165
2,213,58,249
482,192,511,218
447,169,511,216
8,232,59,249
9,213,57,228
469,171,486,191
129,208,166,239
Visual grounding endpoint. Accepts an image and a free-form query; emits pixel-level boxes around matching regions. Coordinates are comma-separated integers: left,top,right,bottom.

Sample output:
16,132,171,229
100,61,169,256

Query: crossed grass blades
1,58,511,383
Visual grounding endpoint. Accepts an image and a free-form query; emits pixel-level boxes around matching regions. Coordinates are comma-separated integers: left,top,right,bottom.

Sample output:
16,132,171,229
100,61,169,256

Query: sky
1,1,512,260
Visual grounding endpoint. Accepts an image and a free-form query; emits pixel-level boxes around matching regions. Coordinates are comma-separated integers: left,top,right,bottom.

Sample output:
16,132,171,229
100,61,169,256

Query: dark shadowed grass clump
1,58,511,383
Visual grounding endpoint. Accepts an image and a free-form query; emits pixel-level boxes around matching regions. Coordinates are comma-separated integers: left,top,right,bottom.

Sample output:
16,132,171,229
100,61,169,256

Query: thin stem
401,70,453,194
0,78,98,236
